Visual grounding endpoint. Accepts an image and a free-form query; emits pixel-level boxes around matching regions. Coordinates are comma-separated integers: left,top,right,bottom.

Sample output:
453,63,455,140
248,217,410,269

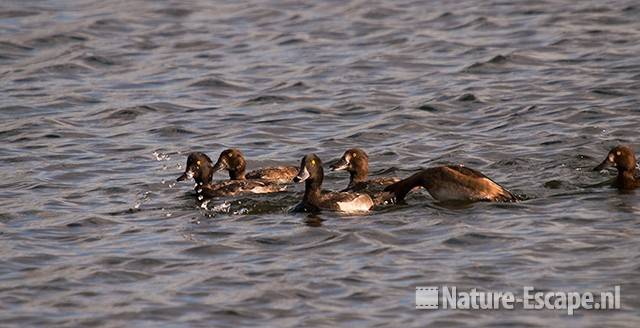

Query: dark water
2,0,640,326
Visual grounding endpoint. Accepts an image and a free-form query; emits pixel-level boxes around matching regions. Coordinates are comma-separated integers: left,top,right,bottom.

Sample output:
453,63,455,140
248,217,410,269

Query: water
1,0,640,326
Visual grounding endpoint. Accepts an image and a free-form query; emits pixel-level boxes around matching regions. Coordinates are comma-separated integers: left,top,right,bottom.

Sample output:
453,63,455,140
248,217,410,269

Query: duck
291,154,374,213
212,148,298,183
330,148,399,204
176,152,213,186
593,145,640,190
383,164,517,203
176,151,286,198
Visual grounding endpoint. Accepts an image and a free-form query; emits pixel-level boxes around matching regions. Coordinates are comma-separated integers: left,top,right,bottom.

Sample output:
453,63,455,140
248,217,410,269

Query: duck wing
200,180,286,197
246,166,298,183
343,177,399,192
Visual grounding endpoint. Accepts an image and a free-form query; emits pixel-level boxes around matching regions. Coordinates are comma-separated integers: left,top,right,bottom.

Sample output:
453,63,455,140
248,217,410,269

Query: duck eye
352,153,357,158
197,160,201,165
228,153,233,157
311,159,316,165
616,151,621,156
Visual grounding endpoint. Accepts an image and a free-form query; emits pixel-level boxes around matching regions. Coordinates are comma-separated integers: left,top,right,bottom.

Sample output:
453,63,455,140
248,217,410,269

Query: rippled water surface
2,0,640,326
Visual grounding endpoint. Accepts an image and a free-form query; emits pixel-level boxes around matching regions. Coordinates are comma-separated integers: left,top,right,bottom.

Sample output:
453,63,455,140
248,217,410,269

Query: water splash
153,151,170,161
212,201,231,213
133,191,151,209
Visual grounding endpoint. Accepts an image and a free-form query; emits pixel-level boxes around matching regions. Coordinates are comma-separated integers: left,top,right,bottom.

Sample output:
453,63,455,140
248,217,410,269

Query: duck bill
593,158,612,171
176,170,194,182
211,158,227,174
330,158,348,171
293,167,310,183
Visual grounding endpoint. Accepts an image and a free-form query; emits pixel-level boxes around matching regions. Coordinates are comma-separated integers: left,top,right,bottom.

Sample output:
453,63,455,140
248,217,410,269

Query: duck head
330,148,369,183
594,145,637,173
212,148,247,180
294,154,323,185
176,152,214,186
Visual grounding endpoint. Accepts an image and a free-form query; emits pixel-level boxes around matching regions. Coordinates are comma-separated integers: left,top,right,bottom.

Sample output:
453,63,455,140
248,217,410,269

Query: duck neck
386,171,428,201
229,168,245,180
303,178,322,205
617,170,637,189
229,158,248,180
195,168,213,187
348,168,368,188
194,177,207,187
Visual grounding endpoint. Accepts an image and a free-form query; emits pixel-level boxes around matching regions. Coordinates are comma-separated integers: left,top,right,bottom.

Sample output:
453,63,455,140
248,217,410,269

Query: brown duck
330,148,399,204
593,145,640,190
291,154,374,213
384,164,517,203
176,151,286,197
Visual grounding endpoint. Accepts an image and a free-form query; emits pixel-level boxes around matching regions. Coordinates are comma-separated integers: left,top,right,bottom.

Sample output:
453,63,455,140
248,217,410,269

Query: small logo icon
416,287,438,309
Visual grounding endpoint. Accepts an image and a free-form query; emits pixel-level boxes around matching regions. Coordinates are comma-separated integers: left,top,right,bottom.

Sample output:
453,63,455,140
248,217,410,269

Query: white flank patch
337,195,372,213
250,184,285,193
250,186,271,193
